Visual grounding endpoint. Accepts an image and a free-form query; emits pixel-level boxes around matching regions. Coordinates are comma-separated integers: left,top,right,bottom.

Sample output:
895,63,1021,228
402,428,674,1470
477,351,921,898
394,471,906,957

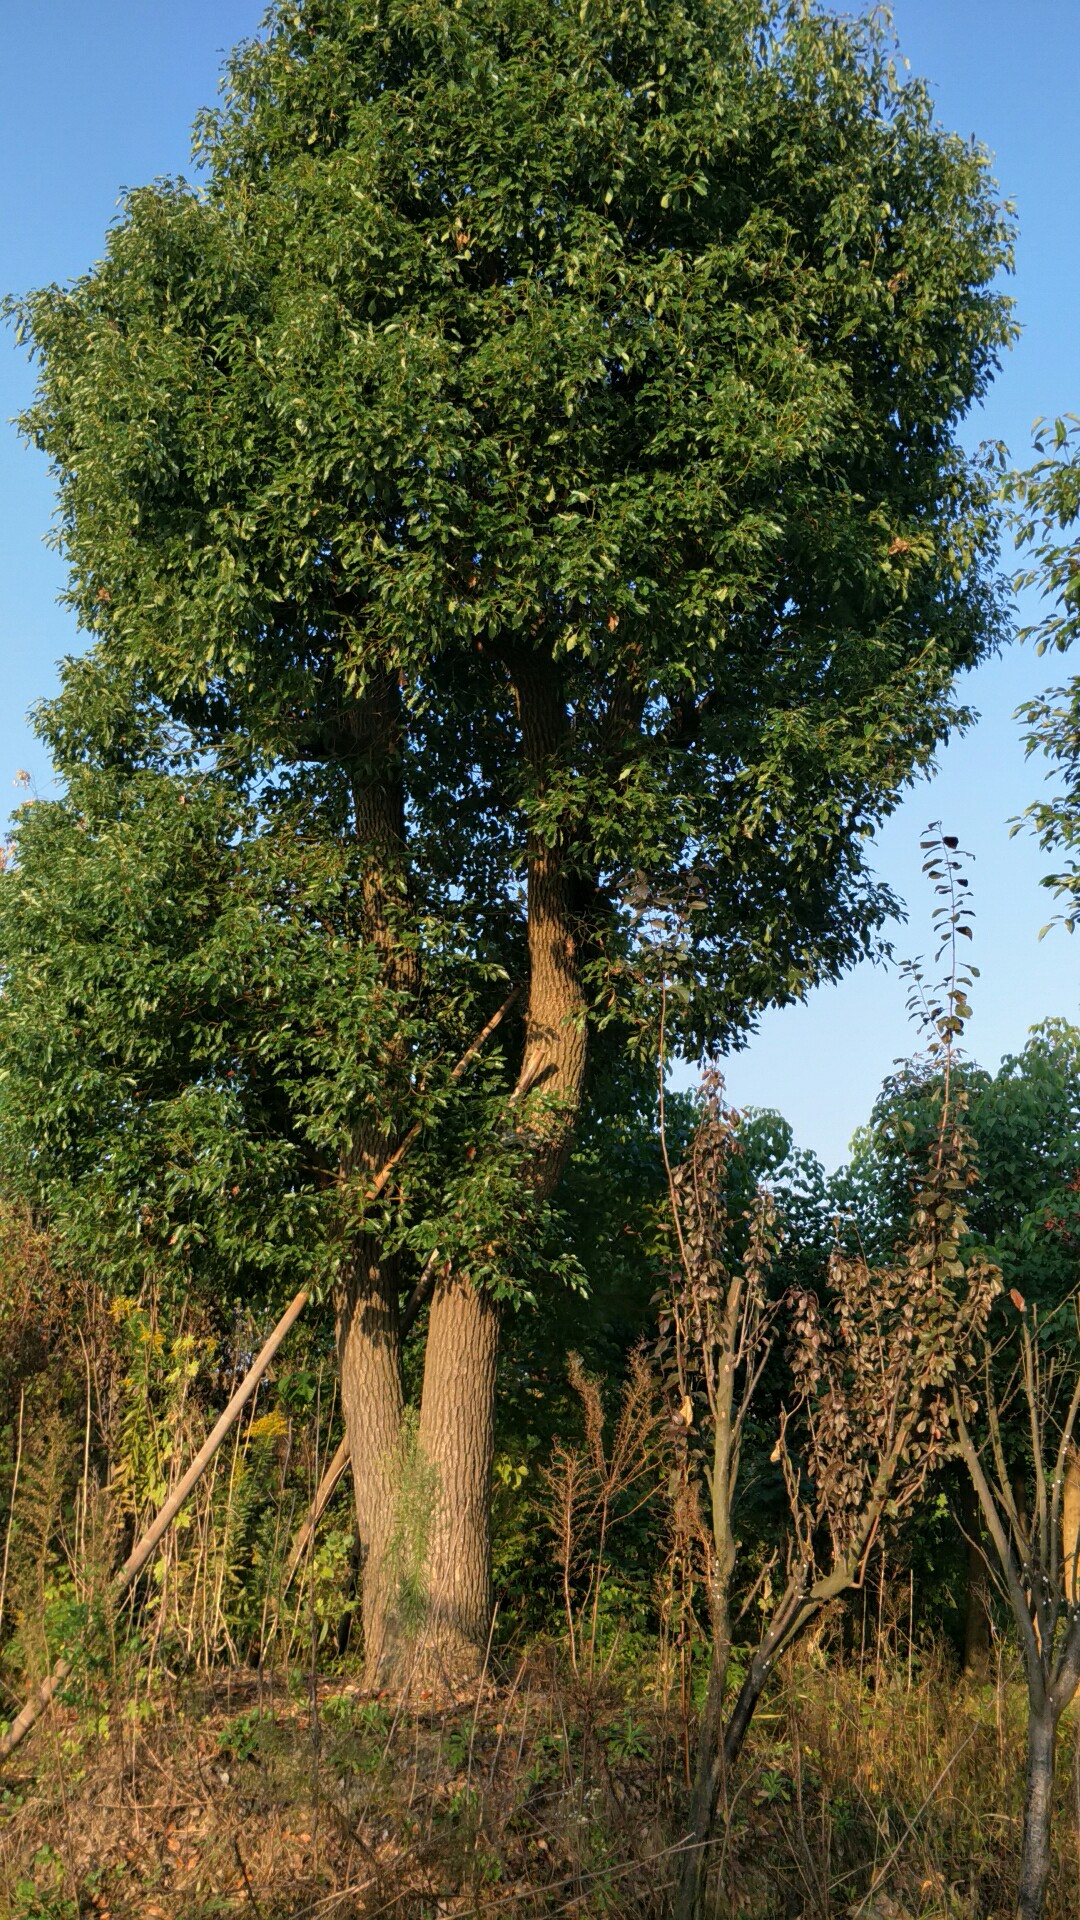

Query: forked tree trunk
720,1602,819,1774
1017,1704,1057,1920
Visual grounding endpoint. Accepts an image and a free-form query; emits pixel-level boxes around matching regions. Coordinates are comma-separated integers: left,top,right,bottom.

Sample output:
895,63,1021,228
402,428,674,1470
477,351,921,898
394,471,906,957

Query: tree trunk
413,1272,501,1687
675,1318,742,1920
675,1642,729,1920
962,1479,991,1677
1017,1703,1057,1920
336,676,415,1686
721,1591,823,1775
722,1645,774,1775
336,1252,405,1689
399,654,588,1689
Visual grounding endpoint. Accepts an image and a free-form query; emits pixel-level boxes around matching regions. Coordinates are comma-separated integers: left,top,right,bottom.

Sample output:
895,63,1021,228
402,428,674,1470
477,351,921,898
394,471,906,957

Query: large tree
2,0,1013,1685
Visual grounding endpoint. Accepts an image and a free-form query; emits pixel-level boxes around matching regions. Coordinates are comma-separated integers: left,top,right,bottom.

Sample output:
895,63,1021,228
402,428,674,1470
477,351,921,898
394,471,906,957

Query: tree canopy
6,0,1014,1057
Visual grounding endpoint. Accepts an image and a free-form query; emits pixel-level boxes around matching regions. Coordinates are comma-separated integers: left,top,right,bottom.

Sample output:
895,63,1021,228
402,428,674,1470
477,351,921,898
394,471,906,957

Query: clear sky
2,2,1077,1169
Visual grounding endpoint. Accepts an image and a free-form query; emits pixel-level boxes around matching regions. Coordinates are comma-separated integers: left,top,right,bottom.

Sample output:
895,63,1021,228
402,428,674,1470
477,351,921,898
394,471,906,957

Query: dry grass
3,1640,1080,1920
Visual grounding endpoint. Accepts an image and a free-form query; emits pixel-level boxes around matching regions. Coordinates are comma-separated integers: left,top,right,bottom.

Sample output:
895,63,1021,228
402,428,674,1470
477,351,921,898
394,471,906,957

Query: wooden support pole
282,1434,351,1594
0,1285,310,1764
352,983,520,1209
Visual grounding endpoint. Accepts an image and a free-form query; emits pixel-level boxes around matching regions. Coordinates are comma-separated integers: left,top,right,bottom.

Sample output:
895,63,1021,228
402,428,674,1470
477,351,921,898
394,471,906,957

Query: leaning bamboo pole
0,985,519,1767
282,1434,351,1593
0,1285,310,1763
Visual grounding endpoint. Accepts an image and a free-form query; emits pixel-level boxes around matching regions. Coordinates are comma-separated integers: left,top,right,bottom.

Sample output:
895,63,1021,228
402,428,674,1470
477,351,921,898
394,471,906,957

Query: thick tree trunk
401,655,588,1689
414,1273,501,1687
1017,1704,1057,1920
336,678,414,1686
336,1252,405,1689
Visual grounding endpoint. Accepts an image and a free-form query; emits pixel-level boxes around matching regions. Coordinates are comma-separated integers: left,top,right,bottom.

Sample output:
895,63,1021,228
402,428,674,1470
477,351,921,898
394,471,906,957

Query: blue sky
2,1,1077,1169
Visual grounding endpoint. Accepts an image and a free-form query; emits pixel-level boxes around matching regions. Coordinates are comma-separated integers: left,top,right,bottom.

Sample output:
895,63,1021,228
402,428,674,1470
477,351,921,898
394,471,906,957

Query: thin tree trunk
282,1435,351,1595
675,1640,729,1920
1018,1703,1057,1920
1063,1447,1080,1603
722,1641,782,1773
962,1478,991,1677
721,1586,827,1773
675,1311,742,1920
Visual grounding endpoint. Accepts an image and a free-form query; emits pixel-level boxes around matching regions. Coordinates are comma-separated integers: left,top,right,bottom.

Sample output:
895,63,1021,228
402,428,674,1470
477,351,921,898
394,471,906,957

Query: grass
3,1636,1080,1918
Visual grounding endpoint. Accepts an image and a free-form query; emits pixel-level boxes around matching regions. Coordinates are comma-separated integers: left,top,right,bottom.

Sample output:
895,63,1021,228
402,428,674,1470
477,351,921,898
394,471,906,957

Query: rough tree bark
1017,1705,1057,1920
337,1251,406,1686
335,679,413,1687
411,654,588,1687
412,1273,502,1684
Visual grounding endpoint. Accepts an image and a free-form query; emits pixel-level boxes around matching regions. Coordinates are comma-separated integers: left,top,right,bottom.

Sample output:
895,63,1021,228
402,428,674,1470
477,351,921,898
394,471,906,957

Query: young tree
661,1053,998,1920
660,829,993,1920
2,0,1014,1684
835,1018,1080,1663
951,1295,1080,1920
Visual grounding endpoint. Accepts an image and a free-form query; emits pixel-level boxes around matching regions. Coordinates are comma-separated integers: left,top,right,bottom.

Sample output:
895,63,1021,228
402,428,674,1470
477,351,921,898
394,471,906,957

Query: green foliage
0,1219,360,1699
838,1020,1080,1305
11,1850,77,1920
1005,418,1080,930
0,757,534,1311
5,0,1015,1066
217,1705,272,1764
385,1408,439,1637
